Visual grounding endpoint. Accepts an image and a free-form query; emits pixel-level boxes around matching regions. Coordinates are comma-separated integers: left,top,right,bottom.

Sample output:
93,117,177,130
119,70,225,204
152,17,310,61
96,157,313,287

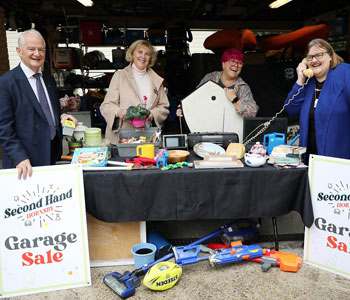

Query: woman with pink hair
197,48,258,117
177,48,258,118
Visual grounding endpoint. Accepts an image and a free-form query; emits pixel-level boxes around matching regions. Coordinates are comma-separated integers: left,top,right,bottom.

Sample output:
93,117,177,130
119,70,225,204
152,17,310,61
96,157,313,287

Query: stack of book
269,145,306,166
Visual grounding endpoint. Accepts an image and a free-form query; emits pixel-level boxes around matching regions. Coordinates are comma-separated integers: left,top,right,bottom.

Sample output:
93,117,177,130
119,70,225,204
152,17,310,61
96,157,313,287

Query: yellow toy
143,261,182,291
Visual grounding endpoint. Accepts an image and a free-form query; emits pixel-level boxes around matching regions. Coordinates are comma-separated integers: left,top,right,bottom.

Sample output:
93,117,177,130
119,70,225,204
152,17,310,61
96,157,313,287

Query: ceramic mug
136,144,155,159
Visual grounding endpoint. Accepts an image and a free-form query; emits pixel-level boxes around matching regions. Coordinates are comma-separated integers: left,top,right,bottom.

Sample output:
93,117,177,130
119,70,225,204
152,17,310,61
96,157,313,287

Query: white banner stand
0,164,91,298
304,154,350,278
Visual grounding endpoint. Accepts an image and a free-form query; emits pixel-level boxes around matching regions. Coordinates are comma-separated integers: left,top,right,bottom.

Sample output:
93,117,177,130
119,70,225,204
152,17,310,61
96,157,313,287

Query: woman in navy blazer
284,38,350,163
0,29,77,179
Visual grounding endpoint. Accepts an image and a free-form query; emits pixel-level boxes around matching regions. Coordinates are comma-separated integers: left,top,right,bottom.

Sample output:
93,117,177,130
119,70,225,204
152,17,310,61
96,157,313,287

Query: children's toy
62,119,76,136
263,132,285,155
155,149,168,168
143,262,182,291
173,241,264,267
125,157,156,167
161,161,193,171
249,249,302,272
207,243,302,272
263,133,300,155
208,241,264,267
71,147,108,167
103,219,249,299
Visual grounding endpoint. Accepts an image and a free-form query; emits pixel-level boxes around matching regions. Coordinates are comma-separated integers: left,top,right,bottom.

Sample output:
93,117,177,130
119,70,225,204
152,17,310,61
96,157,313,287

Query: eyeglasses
306,52,329,62
227,59,244,67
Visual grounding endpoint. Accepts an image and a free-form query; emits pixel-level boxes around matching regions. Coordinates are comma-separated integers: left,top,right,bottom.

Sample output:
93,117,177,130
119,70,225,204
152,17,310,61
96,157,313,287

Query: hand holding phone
301,58,314,78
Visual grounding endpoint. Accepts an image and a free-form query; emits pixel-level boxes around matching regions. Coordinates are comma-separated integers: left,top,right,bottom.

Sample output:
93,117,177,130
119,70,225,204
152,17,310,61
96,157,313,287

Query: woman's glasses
228,59,244,67
306,52,329,62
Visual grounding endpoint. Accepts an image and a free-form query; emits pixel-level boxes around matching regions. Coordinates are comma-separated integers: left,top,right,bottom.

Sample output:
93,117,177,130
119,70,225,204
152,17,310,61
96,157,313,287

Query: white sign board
181,81,244,142
0,164,91,298
304,154,350,278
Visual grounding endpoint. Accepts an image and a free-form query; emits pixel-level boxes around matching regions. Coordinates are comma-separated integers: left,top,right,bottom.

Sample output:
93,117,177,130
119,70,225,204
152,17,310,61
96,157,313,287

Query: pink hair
221,48,245,63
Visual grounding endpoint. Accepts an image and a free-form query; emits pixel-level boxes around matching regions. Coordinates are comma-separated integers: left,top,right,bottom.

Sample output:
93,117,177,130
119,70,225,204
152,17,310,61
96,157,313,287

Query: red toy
125,157,156,167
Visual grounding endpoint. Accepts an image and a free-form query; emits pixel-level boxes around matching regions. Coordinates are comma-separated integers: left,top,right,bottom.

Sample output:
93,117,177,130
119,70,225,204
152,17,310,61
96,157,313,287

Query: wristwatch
232,96,239,103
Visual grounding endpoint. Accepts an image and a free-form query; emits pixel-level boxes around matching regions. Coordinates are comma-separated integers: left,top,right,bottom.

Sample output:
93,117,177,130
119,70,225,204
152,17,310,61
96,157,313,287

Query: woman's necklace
314,80,324,108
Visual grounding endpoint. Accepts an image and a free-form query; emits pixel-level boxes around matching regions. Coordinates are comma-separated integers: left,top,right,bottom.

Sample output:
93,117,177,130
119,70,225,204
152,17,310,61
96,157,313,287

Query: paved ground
4,241,350,300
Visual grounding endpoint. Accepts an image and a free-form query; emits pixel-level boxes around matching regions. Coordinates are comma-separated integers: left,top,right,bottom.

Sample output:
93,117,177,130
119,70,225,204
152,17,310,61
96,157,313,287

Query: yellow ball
143,262,182,291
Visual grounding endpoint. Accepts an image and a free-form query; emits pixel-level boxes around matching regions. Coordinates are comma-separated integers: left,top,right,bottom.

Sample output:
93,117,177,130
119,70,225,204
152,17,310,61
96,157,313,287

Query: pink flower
143,96,148,101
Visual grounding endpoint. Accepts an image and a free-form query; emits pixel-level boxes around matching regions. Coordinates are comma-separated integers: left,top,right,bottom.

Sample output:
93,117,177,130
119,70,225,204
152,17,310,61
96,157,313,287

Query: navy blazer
285,63,350,159
0,65,62,168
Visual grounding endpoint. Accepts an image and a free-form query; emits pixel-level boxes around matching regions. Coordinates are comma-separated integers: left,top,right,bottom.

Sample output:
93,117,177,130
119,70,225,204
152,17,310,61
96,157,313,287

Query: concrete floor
4,241,350,300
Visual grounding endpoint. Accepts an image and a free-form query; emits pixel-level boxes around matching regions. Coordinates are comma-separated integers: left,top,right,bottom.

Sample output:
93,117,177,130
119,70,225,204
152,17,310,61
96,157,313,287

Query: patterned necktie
33,73,56,140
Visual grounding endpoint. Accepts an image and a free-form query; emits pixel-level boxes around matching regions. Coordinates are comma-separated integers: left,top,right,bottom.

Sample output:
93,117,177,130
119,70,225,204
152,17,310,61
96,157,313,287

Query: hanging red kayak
257,24,329,51
203,29,257,54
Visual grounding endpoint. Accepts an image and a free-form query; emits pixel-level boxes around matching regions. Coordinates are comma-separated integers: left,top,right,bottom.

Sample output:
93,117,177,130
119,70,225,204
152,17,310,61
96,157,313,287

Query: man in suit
0,29,77,179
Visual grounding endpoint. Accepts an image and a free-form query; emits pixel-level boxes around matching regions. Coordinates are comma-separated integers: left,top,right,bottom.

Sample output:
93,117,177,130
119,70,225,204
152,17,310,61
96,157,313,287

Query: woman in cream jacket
100,40,169,144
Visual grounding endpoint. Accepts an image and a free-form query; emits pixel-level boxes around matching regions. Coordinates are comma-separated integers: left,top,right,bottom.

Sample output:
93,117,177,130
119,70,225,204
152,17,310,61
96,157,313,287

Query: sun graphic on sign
328,180,349,193
327,180,350,217
13,184,63,228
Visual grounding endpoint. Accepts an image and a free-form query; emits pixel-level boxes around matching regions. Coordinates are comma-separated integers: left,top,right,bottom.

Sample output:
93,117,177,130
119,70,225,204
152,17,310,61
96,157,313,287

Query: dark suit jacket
0,65,62,169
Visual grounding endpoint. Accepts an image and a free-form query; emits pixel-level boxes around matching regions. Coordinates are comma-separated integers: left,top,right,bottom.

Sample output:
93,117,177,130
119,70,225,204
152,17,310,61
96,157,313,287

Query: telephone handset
301,58,314,78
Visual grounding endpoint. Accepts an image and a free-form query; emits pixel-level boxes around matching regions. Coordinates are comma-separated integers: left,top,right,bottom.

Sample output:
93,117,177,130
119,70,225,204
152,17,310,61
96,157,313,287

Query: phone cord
243,77,310,147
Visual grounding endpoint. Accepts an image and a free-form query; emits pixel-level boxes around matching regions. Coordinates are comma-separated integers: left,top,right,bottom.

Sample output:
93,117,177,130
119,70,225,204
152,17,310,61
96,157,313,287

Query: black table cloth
83,158,313,227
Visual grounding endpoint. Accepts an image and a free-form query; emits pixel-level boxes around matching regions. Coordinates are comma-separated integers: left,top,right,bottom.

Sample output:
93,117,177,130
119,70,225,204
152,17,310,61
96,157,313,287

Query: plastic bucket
147,230,172,260
131,243,157,268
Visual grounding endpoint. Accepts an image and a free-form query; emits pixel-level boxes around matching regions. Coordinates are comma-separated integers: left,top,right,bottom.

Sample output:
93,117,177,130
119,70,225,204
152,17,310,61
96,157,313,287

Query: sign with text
304,155,350,278
0,165,91,298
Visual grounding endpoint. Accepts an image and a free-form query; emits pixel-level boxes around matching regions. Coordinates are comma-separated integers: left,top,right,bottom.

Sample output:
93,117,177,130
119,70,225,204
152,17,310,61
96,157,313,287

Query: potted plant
125,105,150,128
66,135,83,155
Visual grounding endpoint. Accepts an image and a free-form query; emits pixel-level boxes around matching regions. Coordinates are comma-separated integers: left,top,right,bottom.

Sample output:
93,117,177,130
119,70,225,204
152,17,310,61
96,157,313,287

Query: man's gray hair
18,29,46,48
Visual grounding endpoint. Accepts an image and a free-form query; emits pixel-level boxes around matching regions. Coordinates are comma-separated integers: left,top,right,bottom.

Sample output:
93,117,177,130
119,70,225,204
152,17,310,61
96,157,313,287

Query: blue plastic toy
263,133,285,155
263,133,300,155
155,149,168,168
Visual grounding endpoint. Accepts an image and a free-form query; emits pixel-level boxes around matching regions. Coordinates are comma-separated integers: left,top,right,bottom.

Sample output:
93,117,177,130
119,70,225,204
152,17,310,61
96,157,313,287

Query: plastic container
147,230,172,260
84,128,102,146
116,127,160,157
74,122,88,141
68,141,83,156
131,243,157,268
